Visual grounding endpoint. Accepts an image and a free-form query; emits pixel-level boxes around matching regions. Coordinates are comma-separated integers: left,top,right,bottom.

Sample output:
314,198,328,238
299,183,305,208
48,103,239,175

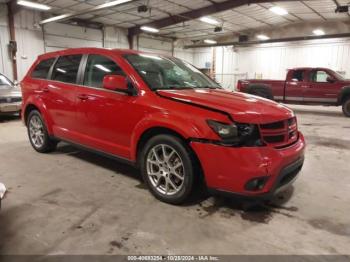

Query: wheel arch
23,100,53,134
134,125,205,184
247,83,273,99
135,126,186,162
338,86,350,105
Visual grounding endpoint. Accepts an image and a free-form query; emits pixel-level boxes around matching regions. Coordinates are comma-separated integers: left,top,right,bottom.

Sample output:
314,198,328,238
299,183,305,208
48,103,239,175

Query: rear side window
292,70,304,82
52,55,82,84
31,58,55,79
83,55,124,88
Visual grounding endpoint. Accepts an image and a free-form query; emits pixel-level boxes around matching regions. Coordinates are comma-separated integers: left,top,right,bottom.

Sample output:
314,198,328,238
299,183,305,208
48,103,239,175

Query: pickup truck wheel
250,89,272,100
140,134,195,205
342,97,350,117
27,110,57,153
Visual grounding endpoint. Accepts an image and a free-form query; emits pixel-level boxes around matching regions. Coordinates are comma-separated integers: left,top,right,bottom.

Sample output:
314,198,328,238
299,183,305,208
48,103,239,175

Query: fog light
245,177,268,191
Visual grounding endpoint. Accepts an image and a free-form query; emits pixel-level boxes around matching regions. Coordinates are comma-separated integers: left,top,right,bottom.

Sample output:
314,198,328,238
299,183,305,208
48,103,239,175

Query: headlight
206,120,261,146
206,120,238,140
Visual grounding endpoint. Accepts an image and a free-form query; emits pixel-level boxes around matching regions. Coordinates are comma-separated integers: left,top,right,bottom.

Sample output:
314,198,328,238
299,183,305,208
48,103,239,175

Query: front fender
338,86,350,105
23,96,54,135
130,112,202,161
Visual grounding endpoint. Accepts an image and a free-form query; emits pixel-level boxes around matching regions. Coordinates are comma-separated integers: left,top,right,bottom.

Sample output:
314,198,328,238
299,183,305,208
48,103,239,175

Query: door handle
301,85,310,88
34,87,50,94
77,94,89,100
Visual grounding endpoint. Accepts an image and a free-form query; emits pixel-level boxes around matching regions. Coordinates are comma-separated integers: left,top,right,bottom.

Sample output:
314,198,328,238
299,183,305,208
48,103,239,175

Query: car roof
289,67,332,71
37,47,167,60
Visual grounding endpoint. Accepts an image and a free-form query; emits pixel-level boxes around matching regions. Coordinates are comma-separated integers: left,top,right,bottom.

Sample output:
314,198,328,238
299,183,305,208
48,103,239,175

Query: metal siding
236,39,350,79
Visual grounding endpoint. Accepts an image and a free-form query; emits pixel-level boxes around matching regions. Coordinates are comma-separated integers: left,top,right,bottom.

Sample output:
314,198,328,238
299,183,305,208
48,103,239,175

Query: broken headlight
206,120,262,146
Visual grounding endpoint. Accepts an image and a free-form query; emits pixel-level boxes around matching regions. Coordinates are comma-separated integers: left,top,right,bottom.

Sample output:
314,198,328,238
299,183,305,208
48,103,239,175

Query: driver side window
84,55,124,88
311,70,331,83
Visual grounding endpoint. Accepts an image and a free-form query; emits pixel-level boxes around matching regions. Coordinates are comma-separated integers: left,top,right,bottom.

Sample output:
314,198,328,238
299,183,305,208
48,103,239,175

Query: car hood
0,87,22,97
157,89,294,124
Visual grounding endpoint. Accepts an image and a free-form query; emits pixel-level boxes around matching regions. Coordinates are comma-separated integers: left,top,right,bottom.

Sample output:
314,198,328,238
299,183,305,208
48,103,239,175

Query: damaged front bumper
190,132,306,199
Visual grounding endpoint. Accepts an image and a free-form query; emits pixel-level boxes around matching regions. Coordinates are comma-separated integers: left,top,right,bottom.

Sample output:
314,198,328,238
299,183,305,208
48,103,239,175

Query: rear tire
251,89,272,99
342,97,350,117
27,110,57,153
248,85,273,100
140,134,195,205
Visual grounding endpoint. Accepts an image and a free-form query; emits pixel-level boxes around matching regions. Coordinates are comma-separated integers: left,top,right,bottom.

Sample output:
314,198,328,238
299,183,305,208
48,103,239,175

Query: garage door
43,23,103,52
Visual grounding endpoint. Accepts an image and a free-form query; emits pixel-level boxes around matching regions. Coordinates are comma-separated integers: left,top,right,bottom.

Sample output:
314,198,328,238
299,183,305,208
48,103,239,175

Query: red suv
21,48,305,204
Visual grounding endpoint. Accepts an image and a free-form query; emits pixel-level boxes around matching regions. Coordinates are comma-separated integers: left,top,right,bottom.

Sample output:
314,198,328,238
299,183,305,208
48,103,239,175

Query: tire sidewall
140,135,194,204
343,98,350,117
27,110,52,152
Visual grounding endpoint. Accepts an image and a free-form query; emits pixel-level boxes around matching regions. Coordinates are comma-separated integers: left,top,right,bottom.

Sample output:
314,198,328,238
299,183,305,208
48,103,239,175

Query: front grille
259,117,298,148
0,97,22,103
260,121,284,129
264,135,285,143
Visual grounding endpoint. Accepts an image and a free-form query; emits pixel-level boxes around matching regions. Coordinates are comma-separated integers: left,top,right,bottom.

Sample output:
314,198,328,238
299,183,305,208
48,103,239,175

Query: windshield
332,70,346,81
0,74,13,89
124,54,221,90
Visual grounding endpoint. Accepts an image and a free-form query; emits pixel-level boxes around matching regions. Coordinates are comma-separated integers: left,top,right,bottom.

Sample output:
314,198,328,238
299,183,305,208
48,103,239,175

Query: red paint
21,48,305,197
103,75,128,91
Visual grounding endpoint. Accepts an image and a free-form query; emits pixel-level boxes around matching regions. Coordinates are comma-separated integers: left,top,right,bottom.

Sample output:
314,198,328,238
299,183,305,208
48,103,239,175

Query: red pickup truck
237,67,350,117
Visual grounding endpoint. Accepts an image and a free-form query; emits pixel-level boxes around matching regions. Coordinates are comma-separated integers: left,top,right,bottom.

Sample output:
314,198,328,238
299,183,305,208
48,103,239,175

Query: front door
74,54,144,159
285,69,307,103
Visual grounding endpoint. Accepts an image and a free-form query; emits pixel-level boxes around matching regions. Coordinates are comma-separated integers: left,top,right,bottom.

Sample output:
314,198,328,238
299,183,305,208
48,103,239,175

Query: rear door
303,69,339,104
284,69,306,102
46,54,83,139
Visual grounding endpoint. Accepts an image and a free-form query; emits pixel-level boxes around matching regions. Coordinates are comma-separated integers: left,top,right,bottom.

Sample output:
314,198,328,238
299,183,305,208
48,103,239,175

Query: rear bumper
190,132,305,199
0,102,22,113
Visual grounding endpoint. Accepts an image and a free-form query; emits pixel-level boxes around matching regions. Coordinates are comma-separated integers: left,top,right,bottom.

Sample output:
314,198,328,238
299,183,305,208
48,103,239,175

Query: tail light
236,81,242,91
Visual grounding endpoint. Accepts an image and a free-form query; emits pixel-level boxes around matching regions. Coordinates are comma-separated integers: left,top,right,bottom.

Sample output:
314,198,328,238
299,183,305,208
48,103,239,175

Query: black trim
156,91,233,121
53,136,136,167
47,56,59,80
189,137,244,147
77,54,88,85
208,156,304,201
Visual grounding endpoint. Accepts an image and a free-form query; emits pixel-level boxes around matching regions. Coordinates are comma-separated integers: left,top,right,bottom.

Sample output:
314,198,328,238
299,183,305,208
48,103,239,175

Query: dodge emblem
6,97,11,103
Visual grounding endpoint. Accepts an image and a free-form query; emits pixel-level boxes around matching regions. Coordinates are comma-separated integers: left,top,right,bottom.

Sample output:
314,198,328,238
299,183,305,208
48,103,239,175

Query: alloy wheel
29,115,45,148
146,144,185,196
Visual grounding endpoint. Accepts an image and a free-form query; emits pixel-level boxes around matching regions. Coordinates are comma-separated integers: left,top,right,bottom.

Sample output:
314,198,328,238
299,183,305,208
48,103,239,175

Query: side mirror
326,76,336,83
103,75,135,95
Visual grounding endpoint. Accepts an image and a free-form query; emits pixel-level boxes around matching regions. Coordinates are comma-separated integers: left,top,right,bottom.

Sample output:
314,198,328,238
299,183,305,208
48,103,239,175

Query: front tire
140,134,195,205
27,110,57,153
342,97,350,117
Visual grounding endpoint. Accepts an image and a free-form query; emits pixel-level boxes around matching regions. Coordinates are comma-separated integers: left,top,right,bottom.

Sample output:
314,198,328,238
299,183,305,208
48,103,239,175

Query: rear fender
247,84,273,99
23,97,54,135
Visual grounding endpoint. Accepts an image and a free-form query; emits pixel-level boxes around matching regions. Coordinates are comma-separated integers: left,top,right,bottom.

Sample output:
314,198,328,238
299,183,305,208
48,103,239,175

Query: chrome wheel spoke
152,148,161,163
171,170,184,181
167,178,177,191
